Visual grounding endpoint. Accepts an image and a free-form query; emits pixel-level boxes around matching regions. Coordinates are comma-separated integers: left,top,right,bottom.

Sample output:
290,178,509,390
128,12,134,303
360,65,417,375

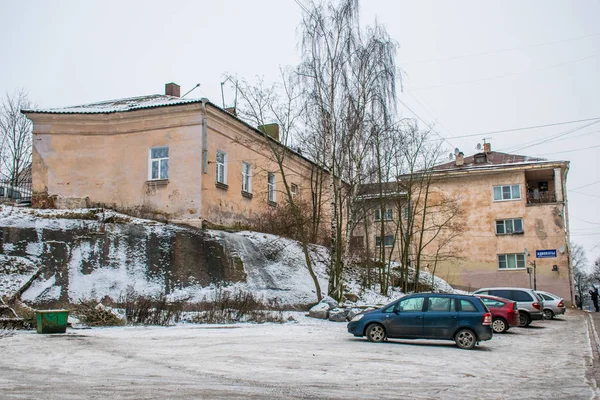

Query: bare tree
0,90,33,185
572,242,589,309
232,70,325,302
298,0,398,300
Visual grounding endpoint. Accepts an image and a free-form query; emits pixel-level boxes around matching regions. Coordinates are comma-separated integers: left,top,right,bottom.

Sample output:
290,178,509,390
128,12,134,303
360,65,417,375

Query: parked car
472,287,544,327
535,290,566,319
347,293,493,350
474,294,520,333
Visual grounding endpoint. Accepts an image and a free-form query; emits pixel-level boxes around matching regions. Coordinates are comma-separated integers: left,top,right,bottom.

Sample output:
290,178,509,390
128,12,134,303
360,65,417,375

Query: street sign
536,249,556,258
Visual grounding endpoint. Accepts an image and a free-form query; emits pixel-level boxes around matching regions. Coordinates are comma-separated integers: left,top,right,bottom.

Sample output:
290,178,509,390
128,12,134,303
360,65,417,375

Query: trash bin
36,310,69,334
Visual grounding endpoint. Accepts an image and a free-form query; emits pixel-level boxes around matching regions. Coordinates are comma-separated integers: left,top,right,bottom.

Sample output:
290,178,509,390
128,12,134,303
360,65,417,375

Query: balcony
525,168,560,205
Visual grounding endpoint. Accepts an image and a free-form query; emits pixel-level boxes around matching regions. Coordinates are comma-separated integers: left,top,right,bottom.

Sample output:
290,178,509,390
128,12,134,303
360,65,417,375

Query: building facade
356,144,573,304
23,83,329,231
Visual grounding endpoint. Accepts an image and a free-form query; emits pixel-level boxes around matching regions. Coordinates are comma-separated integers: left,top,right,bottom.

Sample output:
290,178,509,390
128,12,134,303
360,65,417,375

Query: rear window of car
511,290,534,302
459,299,477,312
539,293,553,301
481,298,505,308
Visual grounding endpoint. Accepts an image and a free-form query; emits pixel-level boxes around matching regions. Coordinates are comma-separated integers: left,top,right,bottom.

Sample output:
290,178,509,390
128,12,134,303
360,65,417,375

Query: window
397,296,424,312
493,185,521,201
291,183,298,198
427,297,454,312
459,299,477,312
242,162,252,193
496,218,523,234
268,173,276,203
480,298,505,309
149,147,169,180
375,235,394,247
539,293,553,301
498,253,526,270
375,208,394,221
216,151,227,184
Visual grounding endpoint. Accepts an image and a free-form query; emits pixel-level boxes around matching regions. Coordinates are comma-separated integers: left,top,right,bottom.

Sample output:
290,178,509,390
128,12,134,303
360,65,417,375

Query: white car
535,290,566,320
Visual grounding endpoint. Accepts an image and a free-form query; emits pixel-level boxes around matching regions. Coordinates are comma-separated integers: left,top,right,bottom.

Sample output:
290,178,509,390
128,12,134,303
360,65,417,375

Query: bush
119,288,187,326
189,287,285,324
72,301,126,327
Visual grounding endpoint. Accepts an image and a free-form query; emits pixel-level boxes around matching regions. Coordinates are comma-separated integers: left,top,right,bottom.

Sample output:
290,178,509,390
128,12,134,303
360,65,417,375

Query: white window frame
290,183,298,198
216,151,227,184
268,173,276,203
242,162,252,193
375,208,394,221
148,146,169,180
375,235,394,247
496,218,524,234
493,184,521,201
498,253,526,270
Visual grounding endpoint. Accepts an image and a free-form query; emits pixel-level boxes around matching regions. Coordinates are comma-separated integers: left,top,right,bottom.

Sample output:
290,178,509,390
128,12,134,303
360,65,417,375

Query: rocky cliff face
0,208,245,305
0,207,328,307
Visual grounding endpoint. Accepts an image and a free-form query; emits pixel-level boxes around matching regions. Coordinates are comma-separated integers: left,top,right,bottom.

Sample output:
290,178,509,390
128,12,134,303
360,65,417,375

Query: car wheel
366,324,386,343
455,329,476,350
543,309,554,320
492,317,508,333
519,313,531,327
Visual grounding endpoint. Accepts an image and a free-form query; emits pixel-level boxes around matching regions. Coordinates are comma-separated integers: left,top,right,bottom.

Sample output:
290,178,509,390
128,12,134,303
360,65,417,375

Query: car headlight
350,314,364,322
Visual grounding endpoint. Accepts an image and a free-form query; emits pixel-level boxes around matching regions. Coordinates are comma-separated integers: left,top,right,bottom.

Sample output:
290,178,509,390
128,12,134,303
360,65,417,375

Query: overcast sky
1,0,599,265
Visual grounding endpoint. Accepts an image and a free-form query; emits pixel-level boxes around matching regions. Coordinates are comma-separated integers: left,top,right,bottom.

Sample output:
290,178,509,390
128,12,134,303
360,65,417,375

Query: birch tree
0,90,33,185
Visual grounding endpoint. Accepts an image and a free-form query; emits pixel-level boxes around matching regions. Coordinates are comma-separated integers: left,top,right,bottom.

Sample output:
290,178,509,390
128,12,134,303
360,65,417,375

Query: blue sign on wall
536,249,557,258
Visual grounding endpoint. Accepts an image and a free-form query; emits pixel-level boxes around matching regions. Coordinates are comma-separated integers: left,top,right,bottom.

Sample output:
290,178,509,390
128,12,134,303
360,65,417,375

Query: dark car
347,293,493,350
475,294,520,333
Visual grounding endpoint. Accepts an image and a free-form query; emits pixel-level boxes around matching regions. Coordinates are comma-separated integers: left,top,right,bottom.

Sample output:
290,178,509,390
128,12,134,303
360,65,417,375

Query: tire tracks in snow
585,313,600,399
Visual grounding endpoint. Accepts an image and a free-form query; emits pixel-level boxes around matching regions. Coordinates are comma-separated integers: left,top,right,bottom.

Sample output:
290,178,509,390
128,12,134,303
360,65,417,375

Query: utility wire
403,32,600,65
433,116,600,140
397,98,456,150
570,180,600,191
536,143,600,156
409,52,600,91
502,120,600,153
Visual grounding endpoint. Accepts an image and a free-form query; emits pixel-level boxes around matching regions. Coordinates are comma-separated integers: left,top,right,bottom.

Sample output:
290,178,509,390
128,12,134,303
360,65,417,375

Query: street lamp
524,248,537,290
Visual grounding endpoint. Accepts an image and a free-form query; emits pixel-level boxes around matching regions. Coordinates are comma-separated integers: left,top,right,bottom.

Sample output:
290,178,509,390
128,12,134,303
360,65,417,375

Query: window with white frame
374,208,394,221
291,183,298,198
498,253,526,270
268,173,276,203
242,162,252,193
216,151,227,185
496,218,523,234
149,147,169,180
375,235,394,247
493,184,521,201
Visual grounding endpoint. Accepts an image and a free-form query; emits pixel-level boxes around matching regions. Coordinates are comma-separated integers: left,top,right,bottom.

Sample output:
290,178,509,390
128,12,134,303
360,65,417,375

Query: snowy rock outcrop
308,303,330,319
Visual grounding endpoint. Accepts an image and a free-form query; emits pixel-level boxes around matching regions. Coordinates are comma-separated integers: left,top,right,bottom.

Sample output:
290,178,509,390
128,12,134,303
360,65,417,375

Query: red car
475,294,520,333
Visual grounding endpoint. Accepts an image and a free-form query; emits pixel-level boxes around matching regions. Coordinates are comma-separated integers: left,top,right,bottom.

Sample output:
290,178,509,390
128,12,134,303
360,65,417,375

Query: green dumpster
36,310,69,334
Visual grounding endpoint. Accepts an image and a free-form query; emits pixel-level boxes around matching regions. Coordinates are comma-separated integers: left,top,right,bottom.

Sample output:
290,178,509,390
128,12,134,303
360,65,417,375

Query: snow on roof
433,151,555,172
22,94,204,114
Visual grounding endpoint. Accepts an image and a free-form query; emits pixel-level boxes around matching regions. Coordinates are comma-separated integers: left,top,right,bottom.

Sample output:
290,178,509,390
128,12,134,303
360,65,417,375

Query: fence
0,180,32,204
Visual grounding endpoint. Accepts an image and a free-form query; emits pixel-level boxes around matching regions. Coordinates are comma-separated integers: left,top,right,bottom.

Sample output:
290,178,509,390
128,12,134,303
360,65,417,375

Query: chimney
258,123,280,141
165,82,180,98
455,152,464,166
483,142,491,153
225,107,237,116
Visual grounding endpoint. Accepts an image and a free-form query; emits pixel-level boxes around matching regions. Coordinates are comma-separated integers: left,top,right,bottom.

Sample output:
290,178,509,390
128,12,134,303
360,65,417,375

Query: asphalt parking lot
0,311,597,399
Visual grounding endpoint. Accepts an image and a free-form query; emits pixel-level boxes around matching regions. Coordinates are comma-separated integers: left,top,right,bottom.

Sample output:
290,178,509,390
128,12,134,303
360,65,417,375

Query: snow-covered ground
0,311,594,399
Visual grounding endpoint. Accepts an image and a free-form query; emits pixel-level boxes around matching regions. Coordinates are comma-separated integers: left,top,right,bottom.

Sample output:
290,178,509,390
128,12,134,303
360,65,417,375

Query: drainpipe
562,162,574,306
201,98,208,174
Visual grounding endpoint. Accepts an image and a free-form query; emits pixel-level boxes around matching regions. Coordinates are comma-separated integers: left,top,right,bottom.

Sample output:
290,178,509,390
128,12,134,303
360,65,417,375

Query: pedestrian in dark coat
590,287,599,312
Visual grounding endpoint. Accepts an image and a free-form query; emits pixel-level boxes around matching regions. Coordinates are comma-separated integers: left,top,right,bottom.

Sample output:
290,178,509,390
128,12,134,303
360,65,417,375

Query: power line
571,191,600,199
570,214,600,225
408,52,600,91
570,180,600,191
439,116,600,140
397,98,456,150
536,143,600,156
503,120,600,153
403,32,600,65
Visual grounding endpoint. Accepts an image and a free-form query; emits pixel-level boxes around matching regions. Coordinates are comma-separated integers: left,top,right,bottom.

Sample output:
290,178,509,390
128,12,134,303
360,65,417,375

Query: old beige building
357,143,573,304
23,83,328,231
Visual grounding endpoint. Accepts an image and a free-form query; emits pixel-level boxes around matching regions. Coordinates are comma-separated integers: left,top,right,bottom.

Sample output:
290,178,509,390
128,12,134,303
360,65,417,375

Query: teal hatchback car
347,293,493,349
